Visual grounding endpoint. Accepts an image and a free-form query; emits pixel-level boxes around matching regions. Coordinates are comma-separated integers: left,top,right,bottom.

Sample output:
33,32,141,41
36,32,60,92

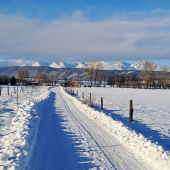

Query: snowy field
65,87,170,168
70,87,170,148
1,85,170,169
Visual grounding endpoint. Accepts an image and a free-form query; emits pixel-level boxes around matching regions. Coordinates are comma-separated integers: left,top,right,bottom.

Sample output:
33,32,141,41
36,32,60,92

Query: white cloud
0,11,170,62
151,8,170,15
0,59,37,67
61,10,87,22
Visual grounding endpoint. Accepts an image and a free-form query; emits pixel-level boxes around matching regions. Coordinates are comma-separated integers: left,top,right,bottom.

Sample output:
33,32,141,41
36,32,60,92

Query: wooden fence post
0,86,1,96
101,97,103,110
8,87,9,96
129,100,133,122
82,92,84,99
14,87,16,94
17,85,18,104
89,93,91,106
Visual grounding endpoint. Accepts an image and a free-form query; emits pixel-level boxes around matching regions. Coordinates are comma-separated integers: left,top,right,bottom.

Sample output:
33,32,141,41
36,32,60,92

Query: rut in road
27,87,150,170
54,87,150,170
26,90,93,170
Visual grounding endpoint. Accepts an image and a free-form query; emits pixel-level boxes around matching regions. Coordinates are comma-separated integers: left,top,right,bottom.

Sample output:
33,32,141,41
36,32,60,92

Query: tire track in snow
26,91,86,170
56,87,149,170
58,91,114,169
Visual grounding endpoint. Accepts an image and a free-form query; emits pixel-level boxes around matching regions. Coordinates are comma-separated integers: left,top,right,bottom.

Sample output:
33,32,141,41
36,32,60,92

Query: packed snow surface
73,87,170,141
0,86,170,169
0,86,50,170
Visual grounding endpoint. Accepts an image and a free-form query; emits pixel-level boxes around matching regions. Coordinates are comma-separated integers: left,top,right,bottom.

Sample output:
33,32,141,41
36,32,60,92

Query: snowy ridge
130,61,146,70
75,62,86,68
49,62,65,68
63,87,170,170
32,62,40,67
0,59,162,70
30,60,147,70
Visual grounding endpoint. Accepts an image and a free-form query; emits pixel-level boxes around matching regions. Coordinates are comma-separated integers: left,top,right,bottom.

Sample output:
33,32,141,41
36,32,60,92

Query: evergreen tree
11,76,16,85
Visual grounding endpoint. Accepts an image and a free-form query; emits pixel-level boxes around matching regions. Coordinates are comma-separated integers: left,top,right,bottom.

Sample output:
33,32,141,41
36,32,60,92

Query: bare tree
115,81,120,88
94,62,103,86
97,73,107,86
76,75,82,86
107,74,116,86
54,75,62,85
84,62,96,87
24,70,30,78
158,65,170,89
0,75,9,85
18,70,30,79
84,61,103,87
140,61,158,88
34,72,47,84
97,74,102,86
101,74,107,86
18,70,30,85
35,72,43,80
18,70,25,79
48,73,55,85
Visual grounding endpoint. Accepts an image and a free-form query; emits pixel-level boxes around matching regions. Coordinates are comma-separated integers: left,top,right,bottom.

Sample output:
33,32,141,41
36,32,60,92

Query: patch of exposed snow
49,62,65,68
75,62,86,68
32,62,40,66
130,61,146,70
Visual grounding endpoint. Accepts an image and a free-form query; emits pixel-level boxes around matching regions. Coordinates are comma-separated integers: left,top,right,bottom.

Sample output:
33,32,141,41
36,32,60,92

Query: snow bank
71,87,170,143
0,86,50,170
63,87,170,170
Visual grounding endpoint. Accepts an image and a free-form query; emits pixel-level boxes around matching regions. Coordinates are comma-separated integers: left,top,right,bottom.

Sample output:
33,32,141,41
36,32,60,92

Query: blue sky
0,0,170,66
0,0,170,20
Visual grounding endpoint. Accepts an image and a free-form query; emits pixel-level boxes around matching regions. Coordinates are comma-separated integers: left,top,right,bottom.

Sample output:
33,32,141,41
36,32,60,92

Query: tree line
83,62,107,87
107,61,170,89
0,61,169,89
0,70,63,86
17,70,63,85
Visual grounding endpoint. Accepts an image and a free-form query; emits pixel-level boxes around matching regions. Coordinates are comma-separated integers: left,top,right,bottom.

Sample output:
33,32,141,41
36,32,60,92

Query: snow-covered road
26,87,149,170
26,89,85,170
1,86,169,169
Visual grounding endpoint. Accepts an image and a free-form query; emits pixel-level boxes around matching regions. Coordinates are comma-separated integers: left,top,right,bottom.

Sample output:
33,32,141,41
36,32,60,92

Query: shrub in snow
84,93,98,108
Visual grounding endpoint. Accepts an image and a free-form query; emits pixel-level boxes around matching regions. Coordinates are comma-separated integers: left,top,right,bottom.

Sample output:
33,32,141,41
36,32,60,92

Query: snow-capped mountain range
31,61,147,70
0,58,162,70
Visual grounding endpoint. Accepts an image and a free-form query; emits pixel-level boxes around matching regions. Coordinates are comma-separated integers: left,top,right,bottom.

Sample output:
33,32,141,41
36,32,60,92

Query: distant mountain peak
76,62,86,68
49,62,65,68
1,59,151,71
32,62,40,66
130,61,146,70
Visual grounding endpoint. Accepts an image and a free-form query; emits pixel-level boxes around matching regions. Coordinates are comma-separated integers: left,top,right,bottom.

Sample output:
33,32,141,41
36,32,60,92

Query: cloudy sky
0,0,170,66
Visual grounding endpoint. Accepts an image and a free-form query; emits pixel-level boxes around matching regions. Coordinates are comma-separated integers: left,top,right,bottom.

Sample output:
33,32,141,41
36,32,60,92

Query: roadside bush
84,93,98,108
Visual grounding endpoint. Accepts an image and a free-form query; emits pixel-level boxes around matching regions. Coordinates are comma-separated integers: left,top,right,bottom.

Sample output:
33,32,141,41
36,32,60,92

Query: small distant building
26,81,39,86
64,80,78,87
